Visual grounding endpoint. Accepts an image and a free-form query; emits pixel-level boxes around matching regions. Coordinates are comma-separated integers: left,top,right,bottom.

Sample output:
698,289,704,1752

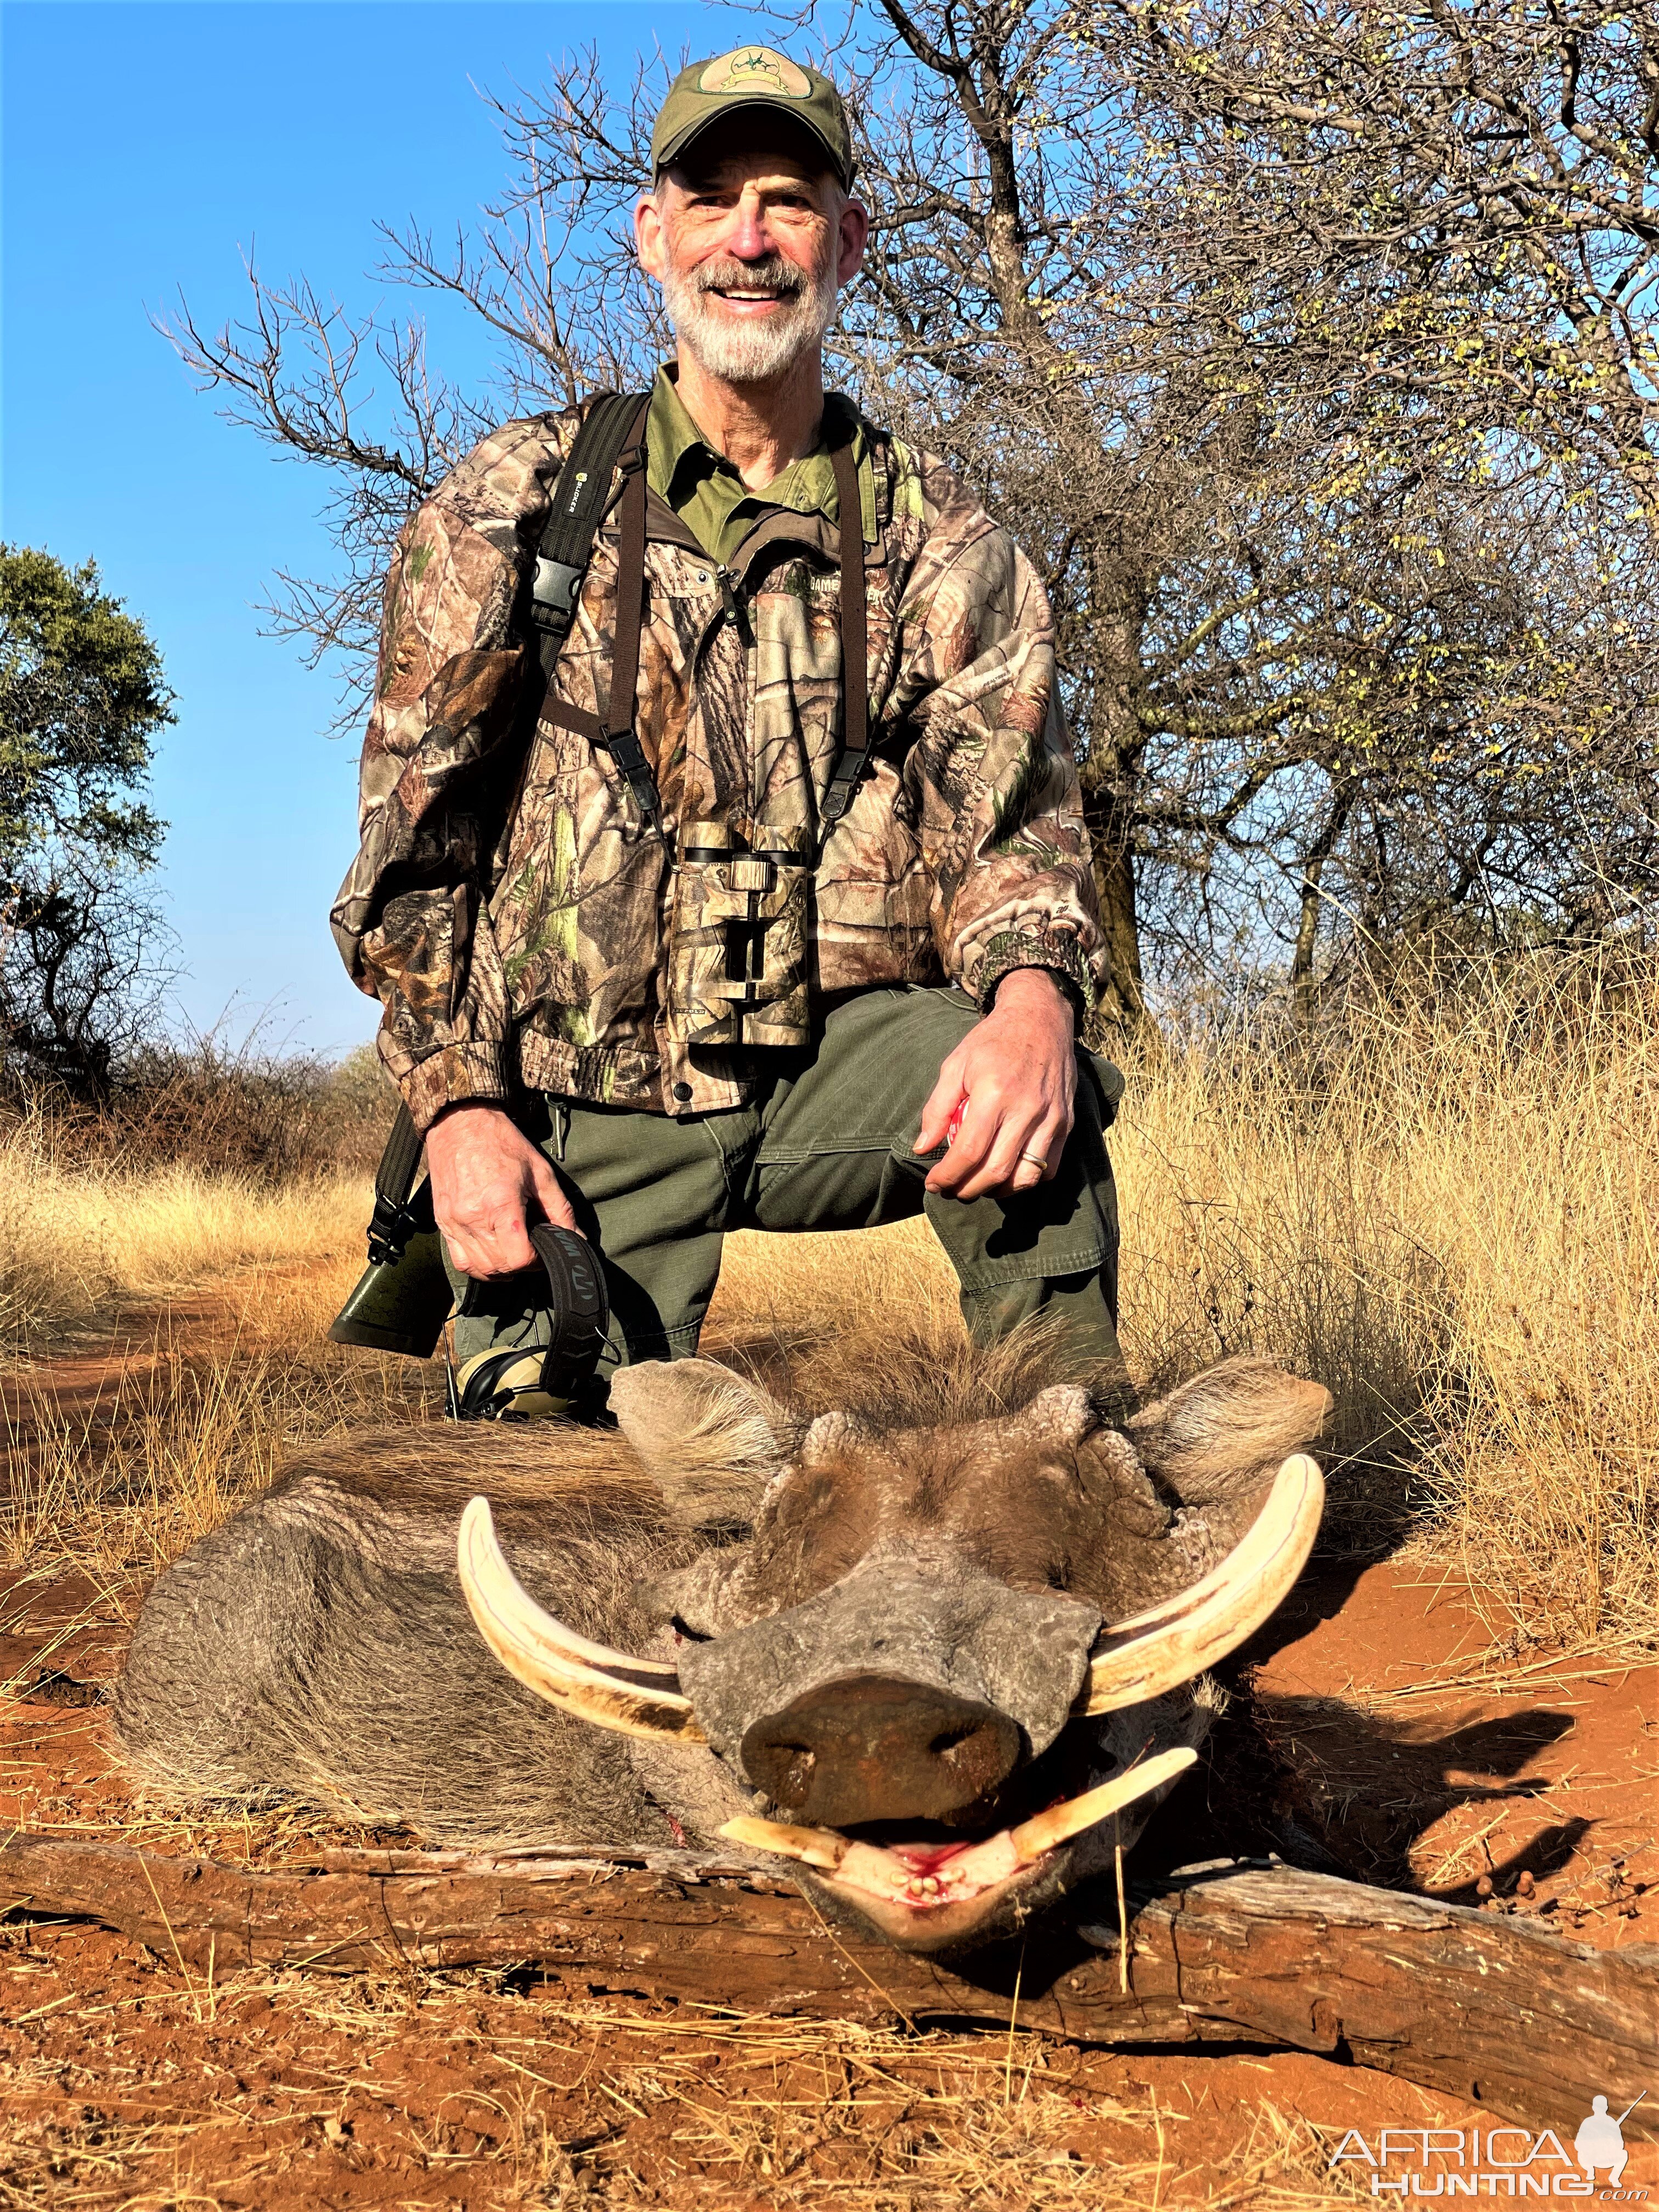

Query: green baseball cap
651,46,854,190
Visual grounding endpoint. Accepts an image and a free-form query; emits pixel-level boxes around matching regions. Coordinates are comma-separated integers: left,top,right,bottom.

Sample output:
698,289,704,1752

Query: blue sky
1,0,746,1056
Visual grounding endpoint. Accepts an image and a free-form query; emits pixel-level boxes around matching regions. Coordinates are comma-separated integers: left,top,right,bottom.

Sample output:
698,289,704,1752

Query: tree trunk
1085,788,1149,1036
1290,782,1356,1025
5,1833,1653,2132
1077,562,1154,1040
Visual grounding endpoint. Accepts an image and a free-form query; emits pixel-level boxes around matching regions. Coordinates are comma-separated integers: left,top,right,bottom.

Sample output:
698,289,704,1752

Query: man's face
635,129,867,385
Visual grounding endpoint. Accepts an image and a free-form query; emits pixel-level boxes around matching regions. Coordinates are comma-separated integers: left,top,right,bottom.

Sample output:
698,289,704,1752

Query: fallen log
2,1832,1652,2130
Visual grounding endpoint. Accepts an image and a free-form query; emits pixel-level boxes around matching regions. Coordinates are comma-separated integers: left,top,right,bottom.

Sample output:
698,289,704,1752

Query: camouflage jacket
331,395,1107,1130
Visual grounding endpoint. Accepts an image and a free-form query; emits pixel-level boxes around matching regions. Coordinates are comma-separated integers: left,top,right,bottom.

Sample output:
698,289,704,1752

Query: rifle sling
365,1099,431,1260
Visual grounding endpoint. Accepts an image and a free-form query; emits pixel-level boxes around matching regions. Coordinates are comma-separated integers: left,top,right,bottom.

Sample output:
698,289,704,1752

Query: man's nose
724,189,775,262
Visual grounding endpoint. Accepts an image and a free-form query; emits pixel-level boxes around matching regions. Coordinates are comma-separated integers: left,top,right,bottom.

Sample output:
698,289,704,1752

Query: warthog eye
670,1613,712,1644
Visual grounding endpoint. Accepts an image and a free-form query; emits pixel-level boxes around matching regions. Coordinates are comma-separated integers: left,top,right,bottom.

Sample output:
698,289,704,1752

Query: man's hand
917,969,1077,1202
424,1104,580,1279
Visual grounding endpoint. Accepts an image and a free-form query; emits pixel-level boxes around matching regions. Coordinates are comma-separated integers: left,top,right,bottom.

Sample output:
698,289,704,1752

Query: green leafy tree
0,547,173,1094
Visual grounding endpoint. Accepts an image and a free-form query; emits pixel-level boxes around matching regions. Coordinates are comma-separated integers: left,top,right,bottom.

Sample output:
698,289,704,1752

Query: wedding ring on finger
1019,1148,1049,1172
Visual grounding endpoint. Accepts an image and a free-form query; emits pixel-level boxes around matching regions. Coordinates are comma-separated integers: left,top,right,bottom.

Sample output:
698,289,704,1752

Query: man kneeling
331,43,1121,1406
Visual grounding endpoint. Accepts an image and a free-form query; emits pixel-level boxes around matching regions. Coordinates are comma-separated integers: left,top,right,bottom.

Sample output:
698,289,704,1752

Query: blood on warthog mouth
721,1746,1200,1910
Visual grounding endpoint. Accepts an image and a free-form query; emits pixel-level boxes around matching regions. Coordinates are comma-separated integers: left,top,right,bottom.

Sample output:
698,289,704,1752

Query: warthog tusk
719,1746,1197,1895
458,1497,707,1743
718,1816,851,1871
1076,1453,1324,1716
1006,1745,1197,1859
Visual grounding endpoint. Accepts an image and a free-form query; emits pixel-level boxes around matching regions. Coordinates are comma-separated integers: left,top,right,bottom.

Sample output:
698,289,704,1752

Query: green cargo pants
451,984,1124,1384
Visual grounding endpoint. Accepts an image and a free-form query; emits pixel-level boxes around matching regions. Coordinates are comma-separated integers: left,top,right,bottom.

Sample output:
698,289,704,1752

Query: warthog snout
740,1673,1021,1826
671,1551,1105,1827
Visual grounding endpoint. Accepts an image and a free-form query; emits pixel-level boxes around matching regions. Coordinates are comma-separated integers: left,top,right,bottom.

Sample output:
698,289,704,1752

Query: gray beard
661,256,839,385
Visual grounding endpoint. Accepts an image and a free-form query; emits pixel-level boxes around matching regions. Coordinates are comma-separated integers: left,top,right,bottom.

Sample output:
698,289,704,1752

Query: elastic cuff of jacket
397,1045,514,1136
975,929,1093,1019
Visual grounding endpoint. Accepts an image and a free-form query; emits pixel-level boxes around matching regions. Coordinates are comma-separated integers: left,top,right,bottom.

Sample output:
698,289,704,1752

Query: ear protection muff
451,1224,610,1420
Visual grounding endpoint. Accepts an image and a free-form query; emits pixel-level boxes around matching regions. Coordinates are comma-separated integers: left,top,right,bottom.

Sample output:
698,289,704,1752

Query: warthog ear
1127,1356,1332,1504
610,1359,803,1530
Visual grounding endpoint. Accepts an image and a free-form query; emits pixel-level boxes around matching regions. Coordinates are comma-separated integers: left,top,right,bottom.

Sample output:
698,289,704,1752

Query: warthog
115,1332,1329,1953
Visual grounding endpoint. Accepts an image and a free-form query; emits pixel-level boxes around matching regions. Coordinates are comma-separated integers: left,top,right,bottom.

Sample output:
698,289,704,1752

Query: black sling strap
527,390,652,666
529,390,660,832
819,435,871,835
363,1096,432,1264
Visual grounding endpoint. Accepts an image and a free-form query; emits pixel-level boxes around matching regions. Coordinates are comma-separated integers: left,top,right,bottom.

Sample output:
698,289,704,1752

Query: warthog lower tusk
1076,1453,1324,1716
720,1746,1197,1896
458,1496,707,1743
718,1816,851,1872
1005,1745,1197,1859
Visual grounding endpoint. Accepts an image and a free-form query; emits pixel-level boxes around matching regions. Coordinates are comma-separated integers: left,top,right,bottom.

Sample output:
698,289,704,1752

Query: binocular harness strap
601,452,664,834
578,410,872,860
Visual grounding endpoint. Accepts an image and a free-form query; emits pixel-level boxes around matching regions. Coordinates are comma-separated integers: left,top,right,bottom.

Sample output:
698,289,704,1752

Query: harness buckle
820,751,871,831
366,1189,426,1268
530,557,585,626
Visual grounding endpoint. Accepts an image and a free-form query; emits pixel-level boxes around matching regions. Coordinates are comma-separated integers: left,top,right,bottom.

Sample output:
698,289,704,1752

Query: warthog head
459,1347,1330,1952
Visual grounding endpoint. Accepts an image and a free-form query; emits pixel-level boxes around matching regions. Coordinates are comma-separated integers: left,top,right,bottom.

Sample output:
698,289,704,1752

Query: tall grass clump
0,1104,371,1351
1114,953,1659,1652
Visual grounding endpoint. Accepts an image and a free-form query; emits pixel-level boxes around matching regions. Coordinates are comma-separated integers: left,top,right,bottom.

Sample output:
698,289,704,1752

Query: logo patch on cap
697,46,812,99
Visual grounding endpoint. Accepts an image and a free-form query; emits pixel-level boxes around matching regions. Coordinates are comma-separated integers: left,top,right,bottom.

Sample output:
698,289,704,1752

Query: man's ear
609,1358,802,1530
634,187,667,281
836,194,870,286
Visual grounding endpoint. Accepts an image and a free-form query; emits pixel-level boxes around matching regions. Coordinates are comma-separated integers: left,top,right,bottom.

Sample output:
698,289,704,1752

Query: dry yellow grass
0,1105,369,1352
1,1250,436,1600
1112,972,1658,1653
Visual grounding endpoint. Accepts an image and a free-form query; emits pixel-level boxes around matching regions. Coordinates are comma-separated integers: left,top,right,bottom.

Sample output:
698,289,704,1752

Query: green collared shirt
645,365,877,567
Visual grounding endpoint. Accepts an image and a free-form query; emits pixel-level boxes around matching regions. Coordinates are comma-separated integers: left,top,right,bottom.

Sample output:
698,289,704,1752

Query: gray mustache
693,256,809,300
